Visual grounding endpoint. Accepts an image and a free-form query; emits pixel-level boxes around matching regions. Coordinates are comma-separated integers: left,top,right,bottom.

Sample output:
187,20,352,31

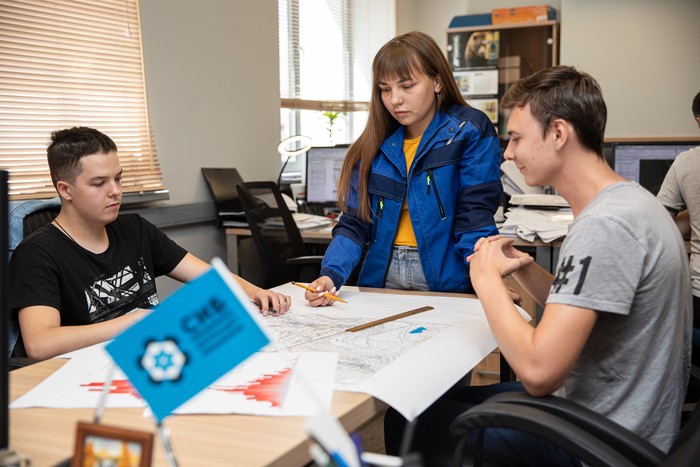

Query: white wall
139,0,280,296
140,0,281,204
397,0,700,137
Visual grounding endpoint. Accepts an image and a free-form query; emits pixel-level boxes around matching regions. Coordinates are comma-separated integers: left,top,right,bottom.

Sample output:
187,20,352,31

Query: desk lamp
277,135,312,188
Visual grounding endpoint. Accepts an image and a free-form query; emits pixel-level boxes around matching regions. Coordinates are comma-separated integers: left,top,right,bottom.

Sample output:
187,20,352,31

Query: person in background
9,127,291,361
657,90,700,367
305,31,503,305
385,66,691,465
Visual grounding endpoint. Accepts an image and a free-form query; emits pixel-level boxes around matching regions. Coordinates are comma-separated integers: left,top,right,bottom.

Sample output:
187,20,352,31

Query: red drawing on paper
80,379,142,399
212,367,293,407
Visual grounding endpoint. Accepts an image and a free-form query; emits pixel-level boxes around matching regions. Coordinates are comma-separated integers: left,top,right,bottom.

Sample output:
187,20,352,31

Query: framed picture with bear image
72,421,153,467
447,30,499,70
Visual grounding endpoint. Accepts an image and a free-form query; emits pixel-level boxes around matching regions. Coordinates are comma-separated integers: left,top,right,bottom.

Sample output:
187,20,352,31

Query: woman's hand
305,276,337,307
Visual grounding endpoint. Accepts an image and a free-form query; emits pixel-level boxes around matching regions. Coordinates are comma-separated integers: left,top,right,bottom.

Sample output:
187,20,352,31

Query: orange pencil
291,281,348,303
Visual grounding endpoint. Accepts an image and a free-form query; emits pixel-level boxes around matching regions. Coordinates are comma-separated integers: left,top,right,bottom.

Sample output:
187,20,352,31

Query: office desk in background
225,224,563,275
225,223,335,275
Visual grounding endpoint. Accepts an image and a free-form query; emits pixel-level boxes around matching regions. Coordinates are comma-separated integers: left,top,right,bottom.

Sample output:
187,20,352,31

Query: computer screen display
305,145,348,204
613,142,699,195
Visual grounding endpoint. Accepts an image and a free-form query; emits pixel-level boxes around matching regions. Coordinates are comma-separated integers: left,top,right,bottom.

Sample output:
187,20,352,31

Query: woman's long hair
337,31,467,221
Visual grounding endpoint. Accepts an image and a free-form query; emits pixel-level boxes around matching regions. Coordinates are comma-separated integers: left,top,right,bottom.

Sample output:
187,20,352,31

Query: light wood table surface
9,359,387,467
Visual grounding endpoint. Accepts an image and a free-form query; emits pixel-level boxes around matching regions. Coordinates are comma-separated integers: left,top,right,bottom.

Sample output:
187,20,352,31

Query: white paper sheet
174,352,336,416
10,346,144,409
13,285,528,422
264,284,531,420
11,347,336,417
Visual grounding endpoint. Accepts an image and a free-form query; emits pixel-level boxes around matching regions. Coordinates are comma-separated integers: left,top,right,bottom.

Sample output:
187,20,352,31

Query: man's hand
252,289,291,316
468,236,534,280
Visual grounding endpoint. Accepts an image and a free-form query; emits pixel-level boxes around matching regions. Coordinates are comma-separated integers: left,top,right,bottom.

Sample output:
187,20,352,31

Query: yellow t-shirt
393,135,420,246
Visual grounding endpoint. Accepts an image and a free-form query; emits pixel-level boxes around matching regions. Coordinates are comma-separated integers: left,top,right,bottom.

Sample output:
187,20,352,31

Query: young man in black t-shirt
10,127,291,360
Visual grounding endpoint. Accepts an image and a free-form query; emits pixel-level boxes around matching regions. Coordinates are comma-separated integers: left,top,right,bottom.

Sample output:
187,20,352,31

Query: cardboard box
492,5,557,24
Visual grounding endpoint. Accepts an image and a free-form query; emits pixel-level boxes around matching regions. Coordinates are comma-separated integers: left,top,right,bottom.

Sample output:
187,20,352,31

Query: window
278,0,395,146
0,0,164,200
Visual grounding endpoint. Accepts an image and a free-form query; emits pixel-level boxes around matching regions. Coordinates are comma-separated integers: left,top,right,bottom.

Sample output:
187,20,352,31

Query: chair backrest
23,205,61,237
236,181,308,288
201,167,245,215
7,202,61,358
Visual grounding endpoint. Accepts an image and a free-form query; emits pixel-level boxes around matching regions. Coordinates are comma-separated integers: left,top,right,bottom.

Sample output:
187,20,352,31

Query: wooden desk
225,225,334,274
9,287,480,467
9,359,387,466
225,225,563,275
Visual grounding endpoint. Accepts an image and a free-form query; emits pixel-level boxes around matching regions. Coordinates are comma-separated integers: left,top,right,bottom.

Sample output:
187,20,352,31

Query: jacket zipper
427,169,446,219
373,196,384,243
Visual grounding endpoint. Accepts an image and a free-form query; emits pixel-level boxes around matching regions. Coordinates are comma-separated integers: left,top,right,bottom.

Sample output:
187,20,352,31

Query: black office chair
448,366,700,467
22,205,61,237
236,181,323,289
8,204,62,368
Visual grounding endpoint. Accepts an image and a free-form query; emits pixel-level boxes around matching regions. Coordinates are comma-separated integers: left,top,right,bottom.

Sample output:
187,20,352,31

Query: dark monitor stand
1,169,24,465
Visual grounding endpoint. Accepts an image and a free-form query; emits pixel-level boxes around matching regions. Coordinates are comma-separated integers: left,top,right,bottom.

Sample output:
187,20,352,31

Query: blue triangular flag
106,258,270,421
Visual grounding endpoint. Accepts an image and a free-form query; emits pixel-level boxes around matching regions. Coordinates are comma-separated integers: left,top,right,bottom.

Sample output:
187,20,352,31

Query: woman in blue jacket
306,31,503,305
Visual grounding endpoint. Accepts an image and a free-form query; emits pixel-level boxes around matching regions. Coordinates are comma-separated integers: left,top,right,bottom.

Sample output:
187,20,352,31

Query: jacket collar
379,106,462,175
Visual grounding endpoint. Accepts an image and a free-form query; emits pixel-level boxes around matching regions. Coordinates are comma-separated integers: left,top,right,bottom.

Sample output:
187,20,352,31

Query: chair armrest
450,402,644,467
456,391,664,467
285,255,324,267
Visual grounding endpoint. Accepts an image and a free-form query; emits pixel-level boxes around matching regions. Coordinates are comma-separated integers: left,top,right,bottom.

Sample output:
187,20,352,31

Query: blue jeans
385,245,430,291
384,382,582,466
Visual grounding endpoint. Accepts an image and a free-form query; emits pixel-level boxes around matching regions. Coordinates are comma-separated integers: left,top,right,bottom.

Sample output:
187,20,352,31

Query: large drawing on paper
262,312,447,385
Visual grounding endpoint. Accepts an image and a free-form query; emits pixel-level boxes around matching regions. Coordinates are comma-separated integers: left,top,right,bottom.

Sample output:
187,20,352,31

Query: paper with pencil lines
261,283,531,420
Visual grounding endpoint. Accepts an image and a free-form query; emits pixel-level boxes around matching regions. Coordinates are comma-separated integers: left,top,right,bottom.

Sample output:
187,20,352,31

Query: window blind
0,0,163,200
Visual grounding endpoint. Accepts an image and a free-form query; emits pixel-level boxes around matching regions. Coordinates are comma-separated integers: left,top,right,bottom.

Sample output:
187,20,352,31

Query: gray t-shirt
657,146,700,297
547,182,691,452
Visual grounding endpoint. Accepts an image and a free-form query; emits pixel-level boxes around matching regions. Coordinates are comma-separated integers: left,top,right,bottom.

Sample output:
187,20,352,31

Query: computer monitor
305,145,348,204
612,141,700,195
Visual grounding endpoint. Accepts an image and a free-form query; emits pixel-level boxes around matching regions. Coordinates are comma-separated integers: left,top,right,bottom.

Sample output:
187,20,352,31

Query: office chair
448,367,700,467
236,181,323,289
22,205,61,237
7,202,61,367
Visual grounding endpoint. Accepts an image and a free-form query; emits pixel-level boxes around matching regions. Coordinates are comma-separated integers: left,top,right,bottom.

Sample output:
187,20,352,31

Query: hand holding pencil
294,277,347,307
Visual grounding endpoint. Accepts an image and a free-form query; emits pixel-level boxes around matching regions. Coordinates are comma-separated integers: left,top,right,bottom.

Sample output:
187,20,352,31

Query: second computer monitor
613,141,699,195
305,145,349,204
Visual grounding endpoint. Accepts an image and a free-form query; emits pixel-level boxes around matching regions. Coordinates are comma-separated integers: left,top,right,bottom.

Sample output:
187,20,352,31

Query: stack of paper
509,193,569,208
500,160,545,195
500,206,573,243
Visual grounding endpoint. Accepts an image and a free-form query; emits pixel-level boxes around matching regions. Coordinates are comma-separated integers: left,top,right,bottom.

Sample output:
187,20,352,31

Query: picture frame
72,421,153,467
468,97,499,123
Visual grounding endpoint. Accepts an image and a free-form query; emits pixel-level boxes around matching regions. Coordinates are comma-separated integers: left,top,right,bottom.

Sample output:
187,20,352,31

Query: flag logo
106,258,271,421
140,339,188,382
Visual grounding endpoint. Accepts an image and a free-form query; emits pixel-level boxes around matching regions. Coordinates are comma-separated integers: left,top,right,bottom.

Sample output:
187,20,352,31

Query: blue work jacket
320,105,503,292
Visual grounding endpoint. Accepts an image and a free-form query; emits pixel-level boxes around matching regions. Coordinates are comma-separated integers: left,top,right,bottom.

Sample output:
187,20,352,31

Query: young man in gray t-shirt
469,67,692,455
385,67,692,465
